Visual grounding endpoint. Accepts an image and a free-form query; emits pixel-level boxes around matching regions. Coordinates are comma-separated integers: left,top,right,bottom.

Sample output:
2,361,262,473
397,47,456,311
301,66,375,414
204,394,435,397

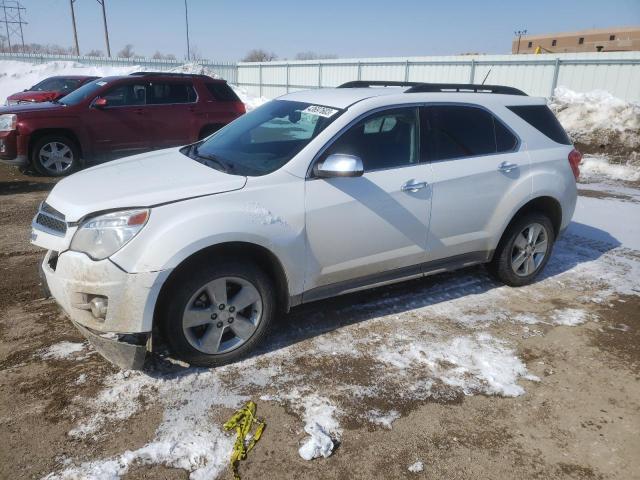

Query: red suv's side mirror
93,97,108,108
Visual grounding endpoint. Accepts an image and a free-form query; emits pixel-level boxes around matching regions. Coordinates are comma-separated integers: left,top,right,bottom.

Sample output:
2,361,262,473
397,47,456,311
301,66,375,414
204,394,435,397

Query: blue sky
18,0,640,61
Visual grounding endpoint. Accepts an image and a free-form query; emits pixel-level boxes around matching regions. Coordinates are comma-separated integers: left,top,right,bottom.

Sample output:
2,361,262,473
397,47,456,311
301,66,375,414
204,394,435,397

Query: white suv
31,81,580,369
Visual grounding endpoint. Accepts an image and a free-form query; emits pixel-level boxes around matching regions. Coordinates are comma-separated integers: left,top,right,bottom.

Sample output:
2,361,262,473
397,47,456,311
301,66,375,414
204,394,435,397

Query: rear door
422,104,530,261
85,81,152,160
304,107,433,295
147,81,199,149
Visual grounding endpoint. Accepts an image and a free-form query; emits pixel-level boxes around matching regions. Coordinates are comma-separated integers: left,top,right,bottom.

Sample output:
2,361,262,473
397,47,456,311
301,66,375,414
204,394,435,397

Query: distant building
512,27,640,54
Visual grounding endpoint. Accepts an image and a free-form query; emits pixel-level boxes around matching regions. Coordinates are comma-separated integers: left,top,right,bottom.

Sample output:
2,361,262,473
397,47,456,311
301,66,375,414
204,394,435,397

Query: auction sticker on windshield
302,105,339,118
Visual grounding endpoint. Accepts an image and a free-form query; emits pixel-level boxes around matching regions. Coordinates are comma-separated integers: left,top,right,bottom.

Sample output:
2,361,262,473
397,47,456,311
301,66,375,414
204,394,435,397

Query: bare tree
117,44,135,58
294,51,338,60
86,49,104,57
242,49,277,62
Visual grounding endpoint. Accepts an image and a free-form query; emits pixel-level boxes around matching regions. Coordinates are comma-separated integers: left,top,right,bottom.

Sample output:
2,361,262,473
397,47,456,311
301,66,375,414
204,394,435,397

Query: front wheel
31,135,79,177
488,213,555,286
160,260,275,367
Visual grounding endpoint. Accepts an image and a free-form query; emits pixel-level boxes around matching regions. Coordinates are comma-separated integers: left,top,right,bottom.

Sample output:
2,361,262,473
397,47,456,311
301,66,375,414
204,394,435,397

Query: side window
102,83,147,106
421,105,517,161
507,105,571,145
149,83,196,104
205,82,241,102
324,108,419,171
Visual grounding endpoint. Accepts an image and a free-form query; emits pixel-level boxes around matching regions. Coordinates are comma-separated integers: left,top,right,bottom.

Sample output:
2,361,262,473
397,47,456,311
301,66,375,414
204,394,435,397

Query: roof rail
337,80,527,96
338,80,423,88
129,71,216,78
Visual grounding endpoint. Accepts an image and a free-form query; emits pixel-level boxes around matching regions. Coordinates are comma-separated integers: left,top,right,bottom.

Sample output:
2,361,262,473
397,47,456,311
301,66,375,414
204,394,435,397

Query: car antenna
481,68,492,85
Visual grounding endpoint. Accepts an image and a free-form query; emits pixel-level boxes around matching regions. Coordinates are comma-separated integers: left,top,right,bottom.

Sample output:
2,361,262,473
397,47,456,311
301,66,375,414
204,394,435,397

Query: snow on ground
579,154,640,183
38,341,86,360
408,460,424,473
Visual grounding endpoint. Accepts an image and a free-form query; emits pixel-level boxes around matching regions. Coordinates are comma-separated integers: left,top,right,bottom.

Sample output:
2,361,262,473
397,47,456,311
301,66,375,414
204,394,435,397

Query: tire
160,260,275,367
31,134,80,177
488,212,555,287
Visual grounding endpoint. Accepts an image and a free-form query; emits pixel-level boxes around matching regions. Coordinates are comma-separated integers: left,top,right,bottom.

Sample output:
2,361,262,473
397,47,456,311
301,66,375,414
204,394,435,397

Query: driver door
304,107,432,298
85,81,152,161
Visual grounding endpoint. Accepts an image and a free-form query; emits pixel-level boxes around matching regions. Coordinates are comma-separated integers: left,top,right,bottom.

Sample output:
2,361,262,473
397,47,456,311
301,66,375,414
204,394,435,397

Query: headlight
0,114,17,132
70,209,149,260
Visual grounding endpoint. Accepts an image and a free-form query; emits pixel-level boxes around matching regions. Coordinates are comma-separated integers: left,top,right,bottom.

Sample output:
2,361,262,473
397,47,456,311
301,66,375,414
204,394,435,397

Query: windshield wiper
193,144,231,173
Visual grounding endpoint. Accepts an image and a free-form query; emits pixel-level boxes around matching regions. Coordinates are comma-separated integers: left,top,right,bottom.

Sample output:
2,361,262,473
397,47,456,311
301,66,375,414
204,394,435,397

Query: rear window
205,82,241,102
421,105,519,161
507,105,571,145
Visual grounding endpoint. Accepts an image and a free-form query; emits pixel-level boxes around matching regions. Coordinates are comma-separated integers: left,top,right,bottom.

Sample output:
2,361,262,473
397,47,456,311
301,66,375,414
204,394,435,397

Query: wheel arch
29,128,84,161
154,241,292,330
493,195,562,256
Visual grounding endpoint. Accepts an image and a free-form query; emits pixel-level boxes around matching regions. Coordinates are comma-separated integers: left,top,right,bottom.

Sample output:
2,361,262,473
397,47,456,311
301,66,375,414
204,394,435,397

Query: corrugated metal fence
237,52,640,102
0,52,238,84
1,52,639,101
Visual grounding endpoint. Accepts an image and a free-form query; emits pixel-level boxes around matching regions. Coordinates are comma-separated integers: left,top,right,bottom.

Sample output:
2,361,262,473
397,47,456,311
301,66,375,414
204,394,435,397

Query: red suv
0,72,245,176
5,75,99,106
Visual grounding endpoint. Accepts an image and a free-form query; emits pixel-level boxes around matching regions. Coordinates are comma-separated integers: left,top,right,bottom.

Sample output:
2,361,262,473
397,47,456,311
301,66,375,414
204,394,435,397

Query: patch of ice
378,333,536,397
408,460,424,473
365,409,400,429
551,308,588,326
75,374,87,385
38,341,86,360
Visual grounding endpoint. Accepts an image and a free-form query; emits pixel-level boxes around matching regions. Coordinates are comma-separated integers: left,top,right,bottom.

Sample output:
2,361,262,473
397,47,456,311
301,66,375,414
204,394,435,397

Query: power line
0,1,27,52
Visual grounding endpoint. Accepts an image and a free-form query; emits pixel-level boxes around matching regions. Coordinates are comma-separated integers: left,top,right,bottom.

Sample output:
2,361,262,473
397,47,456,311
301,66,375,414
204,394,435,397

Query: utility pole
69,0,79,55
184,0,190,61
0,1,27,52
514,29,527,54
95,0,111,57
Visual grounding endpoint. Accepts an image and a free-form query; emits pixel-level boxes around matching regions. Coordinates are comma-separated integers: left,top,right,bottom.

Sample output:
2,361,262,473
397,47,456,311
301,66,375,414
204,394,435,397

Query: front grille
34,202,67,236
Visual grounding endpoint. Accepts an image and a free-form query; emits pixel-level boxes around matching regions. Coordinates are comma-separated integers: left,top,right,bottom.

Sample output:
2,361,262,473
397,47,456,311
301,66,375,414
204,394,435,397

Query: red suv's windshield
30,77,82,92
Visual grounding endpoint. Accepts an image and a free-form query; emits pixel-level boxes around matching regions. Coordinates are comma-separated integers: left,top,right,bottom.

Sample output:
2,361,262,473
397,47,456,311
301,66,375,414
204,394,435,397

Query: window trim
420,102,522,163
306,104,424,179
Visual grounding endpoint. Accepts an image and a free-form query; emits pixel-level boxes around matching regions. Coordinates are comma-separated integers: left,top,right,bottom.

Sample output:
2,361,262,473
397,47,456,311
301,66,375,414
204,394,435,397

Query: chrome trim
32,202,67,237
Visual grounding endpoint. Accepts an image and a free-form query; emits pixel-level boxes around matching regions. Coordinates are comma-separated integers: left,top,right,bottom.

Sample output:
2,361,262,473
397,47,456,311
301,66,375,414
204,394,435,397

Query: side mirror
93,97,108,108
315,154,364,178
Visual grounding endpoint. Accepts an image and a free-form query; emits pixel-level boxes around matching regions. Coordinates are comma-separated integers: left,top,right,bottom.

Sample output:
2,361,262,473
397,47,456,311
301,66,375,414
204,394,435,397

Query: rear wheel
160,260,275,367
488,212,555,286
31,135,79,177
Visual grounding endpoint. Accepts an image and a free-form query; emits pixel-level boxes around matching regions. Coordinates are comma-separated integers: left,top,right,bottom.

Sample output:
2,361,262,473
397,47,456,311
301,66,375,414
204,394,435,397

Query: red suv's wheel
31,135,79,177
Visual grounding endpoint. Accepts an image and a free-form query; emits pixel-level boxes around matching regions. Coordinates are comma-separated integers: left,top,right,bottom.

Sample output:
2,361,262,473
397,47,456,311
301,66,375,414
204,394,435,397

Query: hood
0,100,65,114
7,90,61,104
46,148,247,222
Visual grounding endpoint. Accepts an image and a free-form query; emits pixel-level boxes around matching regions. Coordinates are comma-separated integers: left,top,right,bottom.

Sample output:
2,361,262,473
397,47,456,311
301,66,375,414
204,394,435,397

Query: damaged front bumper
40,249,170,370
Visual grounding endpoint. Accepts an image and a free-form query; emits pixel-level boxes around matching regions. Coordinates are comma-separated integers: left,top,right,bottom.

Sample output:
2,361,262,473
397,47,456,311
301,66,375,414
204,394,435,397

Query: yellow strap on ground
223,401,266,480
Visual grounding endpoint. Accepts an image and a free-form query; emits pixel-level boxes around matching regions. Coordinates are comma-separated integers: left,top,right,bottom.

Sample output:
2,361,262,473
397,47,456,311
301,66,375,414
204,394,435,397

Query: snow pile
167,62,220,78
0,60,137,104
299,423,335,460
230,84,269,111
38,341,86,360
379,333,537,397
550,86,640,157
579,155,640,183
408,461,424,473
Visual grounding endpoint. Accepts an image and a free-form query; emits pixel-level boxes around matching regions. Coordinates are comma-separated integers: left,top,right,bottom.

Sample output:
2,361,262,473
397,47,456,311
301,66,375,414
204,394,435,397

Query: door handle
498,161,518,173
401,181,428,192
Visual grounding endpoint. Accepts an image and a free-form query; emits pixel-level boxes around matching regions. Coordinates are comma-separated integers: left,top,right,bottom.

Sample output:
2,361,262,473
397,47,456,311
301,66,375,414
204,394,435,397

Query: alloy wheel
510,222,549,277
181,276,263,354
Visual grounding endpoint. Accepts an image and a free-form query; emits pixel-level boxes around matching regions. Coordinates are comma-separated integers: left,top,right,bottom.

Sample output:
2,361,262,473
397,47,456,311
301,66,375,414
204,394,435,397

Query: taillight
568,149,582,180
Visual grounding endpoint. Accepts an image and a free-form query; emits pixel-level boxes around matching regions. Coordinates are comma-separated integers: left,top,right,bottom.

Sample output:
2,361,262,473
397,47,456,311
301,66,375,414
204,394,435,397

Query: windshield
30,77,81,92
58,79,108,106
184,100,342,176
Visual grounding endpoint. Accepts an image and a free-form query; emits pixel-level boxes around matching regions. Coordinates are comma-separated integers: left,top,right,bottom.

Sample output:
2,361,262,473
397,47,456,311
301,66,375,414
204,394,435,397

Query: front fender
110,175,307,296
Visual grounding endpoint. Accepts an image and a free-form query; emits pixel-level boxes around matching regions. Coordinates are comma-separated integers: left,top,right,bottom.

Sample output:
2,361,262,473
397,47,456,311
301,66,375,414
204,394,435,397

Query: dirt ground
0,163,639,480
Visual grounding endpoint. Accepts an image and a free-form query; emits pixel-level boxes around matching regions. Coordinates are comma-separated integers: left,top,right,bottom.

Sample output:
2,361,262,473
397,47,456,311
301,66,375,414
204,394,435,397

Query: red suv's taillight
568,149,582,180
